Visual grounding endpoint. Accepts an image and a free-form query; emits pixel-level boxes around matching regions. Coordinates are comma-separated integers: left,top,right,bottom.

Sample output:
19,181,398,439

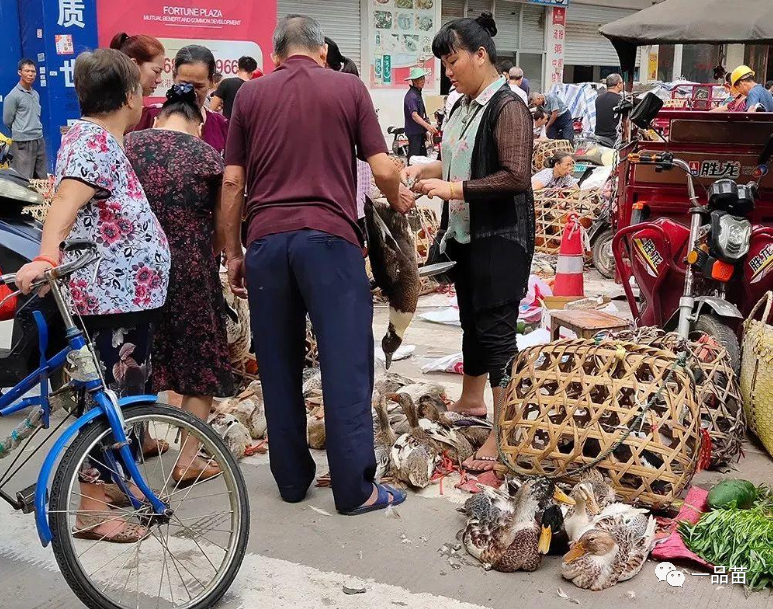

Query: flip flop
339,483,407,516
463,453,499,474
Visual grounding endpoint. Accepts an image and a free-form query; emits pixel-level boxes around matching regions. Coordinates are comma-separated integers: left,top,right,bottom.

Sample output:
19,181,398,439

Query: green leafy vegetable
679,485,773,592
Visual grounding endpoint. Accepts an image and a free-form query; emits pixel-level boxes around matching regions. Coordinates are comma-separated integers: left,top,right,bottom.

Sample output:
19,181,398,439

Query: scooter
574,138,617,278
0,169,65,388
612,137,773,372
388,126,410,158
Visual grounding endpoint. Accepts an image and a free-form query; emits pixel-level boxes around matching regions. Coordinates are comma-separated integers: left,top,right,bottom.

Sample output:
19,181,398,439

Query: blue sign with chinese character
18,0,98,171
528,0,569,5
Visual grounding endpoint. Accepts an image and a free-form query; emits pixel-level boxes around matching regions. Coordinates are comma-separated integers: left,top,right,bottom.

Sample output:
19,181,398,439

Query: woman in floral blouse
16,49,170,543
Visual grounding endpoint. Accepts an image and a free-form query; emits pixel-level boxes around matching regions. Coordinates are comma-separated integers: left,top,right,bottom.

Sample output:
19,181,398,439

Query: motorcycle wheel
692,314,740,375
592,228,615,279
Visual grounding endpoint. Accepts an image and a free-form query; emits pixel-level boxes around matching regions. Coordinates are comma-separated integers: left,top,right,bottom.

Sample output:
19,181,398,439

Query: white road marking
0,506,491,609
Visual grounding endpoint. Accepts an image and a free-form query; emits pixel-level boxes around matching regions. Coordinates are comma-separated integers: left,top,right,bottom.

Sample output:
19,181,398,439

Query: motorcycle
0,169,66,388
388,126,410,158
573,137,617,278
612,137,773,372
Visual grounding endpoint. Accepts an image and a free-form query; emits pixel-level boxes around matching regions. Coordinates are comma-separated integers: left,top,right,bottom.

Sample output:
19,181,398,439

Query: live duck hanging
364,197,419,369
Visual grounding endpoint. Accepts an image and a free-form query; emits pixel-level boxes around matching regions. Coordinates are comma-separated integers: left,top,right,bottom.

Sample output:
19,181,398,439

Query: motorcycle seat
387,127,405,135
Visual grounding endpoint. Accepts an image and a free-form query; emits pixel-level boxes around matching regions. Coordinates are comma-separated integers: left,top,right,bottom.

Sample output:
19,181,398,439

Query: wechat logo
656,562,685,587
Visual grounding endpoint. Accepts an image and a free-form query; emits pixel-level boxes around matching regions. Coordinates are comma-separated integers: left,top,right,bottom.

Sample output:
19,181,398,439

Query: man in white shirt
508,67,528,104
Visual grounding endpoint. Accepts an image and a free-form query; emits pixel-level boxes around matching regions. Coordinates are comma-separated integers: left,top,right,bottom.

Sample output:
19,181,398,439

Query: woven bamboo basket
608,328,745,468
740,292,773,458
532,139,574,173
533,188,603,255
499,339,702,510
22,177,54,222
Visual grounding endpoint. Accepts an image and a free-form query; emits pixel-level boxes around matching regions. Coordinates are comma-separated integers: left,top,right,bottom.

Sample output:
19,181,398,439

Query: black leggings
449,241,524,387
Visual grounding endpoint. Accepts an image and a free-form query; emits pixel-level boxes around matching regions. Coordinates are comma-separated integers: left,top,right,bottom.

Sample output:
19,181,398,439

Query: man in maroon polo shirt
220,15,414,515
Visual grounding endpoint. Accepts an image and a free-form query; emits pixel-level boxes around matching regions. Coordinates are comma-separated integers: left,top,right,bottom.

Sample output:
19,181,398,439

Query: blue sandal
339,483,407,516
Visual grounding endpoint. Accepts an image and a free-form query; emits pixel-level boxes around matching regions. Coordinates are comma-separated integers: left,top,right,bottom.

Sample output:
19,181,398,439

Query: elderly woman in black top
403,12,534,472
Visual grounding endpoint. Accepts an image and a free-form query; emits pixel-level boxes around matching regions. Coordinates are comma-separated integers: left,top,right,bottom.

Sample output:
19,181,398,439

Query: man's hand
391,184,416,214
427,124,439,136
226,255,247,298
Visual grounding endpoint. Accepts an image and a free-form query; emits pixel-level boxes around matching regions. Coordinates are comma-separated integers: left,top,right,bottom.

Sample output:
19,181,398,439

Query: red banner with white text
97,1,277,98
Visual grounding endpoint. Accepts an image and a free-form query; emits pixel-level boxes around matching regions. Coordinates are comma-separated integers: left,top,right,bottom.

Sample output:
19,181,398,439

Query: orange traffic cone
553,214,585,297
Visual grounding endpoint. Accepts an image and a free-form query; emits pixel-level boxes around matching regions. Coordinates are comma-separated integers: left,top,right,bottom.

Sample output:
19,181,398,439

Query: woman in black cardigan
404,12,534,471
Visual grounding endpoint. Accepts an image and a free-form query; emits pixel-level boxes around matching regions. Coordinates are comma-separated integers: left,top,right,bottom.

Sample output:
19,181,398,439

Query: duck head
564,529,617,564
383,308,414,369
538,504,566,554
571,481,601,517
516,478,575,553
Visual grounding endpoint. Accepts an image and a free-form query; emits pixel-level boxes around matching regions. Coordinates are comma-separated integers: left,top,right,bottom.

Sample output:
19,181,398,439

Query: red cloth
225,55,388,248
652,486,714,569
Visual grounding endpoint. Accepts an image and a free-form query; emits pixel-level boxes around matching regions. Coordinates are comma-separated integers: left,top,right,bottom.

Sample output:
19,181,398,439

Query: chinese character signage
528,0,569,5
367,0,441,91
96,1,277,99
16,0,98,170
547,7,566,85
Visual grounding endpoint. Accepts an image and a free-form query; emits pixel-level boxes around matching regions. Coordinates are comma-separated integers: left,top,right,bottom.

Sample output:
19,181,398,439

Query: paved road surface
1,297,771,608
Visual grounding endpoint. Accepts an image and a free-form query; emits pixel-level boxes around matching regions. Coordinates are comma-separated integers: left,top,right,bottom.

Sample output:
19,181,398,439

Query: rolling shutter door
466,0,493,18
441,0,465,24
494,1,520,54
277,0,362,70
564,4,639,67
521,3,545,52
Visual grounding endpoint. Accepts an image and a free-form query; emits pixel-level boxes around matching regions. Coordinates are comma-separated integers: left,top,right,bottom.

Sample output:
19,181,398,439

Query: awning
599,0,773,78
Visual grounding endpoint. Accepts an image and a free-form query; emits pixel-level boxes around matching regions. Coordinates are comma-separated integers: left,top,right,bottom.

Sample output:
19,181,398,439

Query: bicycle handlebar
0,241,100,289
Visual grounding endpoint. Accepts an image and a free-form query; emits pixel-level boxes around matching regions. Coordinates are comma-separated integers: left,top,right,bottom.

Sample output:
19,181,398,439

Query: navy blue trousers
245,230,376,511
547,110,575,145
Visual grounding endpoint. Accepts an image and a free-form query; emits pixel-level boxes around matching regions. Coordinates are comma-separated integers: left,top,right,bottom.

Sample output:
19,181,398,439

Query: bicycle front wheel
49,403,249,609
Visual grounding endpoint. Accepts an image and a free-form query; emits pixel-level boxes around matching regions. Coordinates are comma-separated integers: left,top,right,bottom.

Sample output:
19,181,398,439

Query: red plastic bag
0,267,17,321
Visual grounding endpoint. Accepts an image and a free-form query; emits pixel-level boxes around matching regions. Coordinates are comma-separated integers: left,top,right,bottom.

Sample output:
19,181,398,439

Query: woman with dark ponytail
404,12,534,472
125,84,235,484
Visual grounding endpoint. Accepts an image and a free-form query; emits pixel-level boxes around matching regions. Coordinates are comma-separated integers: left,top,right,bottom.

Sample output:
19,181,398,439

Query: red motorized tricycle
611,112,773,370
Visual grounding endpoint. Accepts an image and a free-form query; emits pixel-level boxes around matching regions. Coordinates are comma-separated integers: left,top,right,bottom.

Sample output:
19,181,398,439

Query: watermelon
707,479,758,510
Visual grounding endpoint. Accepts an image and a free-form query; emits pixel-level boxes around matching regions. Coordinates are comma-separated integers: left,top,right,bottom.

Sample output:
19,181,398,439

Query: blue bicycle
0,241,249,609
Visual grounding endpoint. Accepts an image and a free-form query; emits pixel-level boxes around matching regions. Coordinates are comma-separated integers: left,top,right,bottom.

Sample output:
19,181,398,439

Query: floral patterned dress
126,129,235,397
56,120,170,315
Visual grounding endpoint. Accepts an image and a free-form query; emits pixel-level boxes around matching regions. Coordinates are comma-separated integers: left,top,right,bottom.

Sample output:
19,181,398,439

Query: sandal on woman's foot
143,438,170,459
171,461,222,488
104,482,146,508
463,452,499,474
339,483,407,516
73,515,149,543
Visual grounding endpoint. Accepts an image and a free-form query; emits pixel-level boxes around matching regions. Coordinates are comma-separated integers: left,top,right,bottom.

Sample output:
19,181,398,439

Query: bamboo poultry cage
609,328,745,468
533,188,604,256
499,339,702,510
532,139,574,173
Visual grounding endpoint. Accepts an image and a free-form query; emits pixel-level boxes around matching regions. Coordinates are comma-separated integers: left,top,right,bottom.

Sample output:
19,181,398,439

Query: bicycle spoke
100,534,142,596
170,455,217,503
154,527,205,597
173,510,233,522
170,515,228,554
168,517,219,572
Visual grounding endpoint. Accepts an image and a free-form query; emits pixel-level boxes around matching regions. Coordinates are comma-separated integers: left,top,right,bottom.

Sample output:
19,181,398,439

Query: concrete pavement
1,295,772,608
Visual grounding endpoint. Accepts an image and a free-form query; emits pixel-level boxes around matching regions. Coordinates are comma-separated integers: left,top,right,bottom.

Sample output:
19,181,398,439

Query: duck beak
564,541,587,564
553,487,575,505
586,492,600,515
538,525,552,555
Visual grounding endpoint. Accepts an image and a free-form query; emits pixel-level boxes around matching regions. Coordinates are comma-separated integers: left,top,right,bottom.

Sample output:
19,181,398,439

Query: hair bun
475,12,497,37
166,83,197,105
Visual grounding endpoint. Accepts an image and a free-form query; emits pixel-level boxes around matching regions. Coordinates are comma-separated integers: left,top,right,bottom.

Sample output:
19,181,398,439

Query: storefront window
657,45,675,82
